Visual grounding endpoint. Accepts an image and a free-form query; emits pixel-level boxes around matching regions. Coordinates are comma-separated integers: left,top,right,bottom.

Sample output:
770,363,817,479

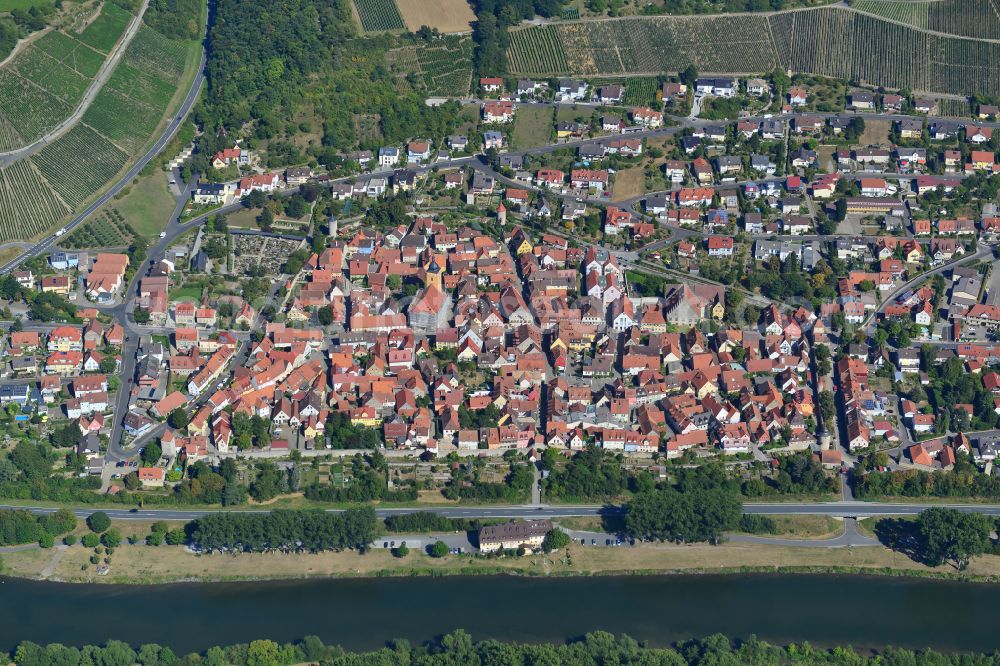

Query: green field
353,0,404,32
507,7,1000,98
510,104,554,149
0,160,70,241
75,1,133,53
0,0,51,9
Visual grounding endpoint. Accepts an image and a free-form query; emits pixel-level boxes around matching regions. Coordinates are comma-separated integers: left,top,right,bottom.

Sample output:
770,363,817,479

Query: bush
738,514,779,535
146,532,164,546
429,540,448,558
165,528,186,546
87,512,111,533
542,528,570,552
101,529,122,549
81,533,100,548
392,543,409,558
38,533,54,548
63,534,77,546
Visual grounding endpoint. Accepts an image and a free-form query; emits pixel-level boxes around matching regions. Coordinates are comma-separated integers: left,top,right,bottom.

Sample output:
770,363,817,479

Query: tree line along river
3,573,1000,654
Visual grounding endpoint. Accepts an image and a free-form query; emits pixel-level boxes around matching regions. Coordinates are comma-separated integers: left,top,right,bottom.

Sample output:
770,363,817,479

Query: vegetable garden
353,0,405,32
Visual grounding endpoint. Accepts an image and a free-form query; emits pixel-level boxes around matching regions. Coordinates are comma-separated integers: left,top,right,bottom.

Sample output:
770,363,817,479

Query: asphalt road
8,500,1000,521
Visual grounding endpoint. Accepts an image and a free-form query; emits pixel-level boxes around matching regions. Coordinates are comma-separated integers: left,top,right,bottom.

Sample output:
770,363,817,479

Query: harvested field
396,0,475,33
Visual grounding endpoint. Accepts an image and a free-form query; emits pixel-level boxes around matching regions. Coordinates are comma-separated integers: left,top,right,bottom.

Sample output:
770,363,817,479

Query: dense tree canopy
191,507,378,552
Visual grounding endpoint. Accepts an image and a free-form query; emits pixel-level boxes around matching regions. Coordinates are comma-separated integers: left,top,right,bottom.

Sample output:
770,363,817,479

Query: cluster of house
192,166,315,206
5,317,123,380
120,213,866,464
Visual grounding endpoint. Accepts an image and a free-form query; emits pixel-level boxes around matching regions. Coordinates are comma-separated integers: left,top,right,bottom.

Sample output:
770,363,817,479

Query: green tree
82,533,100,548
542,528,570,552
102,528,122,549
429,540,449,558
87,511,111,533
915,507,992,569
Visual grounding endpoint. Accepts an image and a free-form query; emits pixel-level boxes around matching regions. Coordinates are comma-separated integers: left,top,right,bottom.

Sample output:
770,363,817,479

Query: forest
11,630,1000,666
195,0,462,167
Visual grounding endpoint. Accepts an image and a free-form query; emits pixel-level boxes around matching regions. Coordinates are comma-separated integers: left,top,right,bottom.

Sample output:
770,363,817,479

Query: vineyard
385,36,473,96
851,0,929,28
507,7,1000,97
0,0,199,243
508,25,568,76
415,36,473,96
63,208,136,249
32,124,129,209
509,14,780,76
74,1,133,53
0,161,70,242
0,1,130,150
353,0,405,32
592,76,660,107
853,0,1000,39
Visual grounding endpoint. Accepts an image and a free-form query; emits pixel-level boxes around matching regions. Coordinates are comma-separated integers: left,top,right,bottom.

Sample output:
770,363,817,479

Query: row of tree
0,508,75,546
12,630,989,666
190,507,378,553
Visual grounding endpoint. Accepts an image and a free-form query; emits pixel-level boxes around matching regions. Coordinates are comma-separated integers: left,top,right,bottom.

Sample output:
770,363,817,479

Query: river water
2,573,997,654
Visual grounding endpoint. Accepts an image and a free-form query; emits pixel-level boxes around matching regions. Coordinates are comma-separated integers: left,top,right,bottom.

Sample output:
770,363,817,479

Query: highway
8,500,1000,522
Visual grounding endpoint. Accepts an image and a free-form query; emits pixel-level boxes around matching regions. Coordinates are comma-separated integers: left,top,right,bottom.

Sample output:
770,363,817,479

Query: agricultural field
508,7,1000,97
0,161,70,242
395,0,475,33
31,123,129,209
508,25,568,75
856,0,1000,39
0,1,130,150
592,76,660,106
352,0,405,32
387,36,473,97
851,0,929,29
936,96,971,118
73,1,133,53
63,208,136,249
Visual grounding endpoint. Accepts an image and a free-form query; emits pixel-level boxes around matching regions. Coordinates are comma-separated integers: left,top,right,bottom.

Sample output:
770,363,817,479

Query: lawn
109,169,176,238
859,119,891,145
611,165,646,199
510,105,554,149
10,534,992,585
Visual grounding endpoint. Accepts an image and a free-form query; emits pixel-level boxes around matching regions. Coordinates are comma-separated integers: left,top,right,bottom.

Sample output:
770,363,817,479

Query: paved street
7,500,1000,522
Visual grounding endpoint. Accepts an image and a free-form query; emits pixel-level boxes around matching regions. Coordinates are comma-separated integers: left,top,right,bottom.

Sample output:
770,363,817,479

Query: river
2,573,997,654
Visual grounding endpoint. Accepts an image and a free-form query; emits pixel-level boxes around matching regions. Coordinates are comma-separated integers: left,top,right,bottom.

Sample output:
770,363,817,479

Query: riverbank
6,534,1000,586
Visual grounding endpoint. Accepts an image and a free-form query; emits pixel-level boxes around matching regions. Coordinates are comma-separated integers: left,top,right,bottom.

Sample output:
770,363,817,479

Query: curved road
0,24,207,275
0,0,151,166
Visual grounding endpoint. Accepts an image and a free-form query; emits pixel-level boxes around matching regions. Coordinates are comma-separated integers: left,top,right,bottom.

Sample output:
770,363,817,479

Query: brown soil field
396,0,475,33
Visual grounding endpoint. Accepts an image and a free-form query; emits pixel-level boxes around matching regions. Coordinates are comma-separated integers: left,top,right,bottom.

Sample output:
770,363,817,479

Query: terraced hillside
507,5,1000,97
0,2,133,152
0,13,201,242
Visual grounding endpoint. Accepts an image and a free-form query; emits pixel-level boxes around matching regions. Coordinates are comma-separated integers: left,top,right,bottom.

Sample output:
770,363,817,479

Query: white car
159,232,166,238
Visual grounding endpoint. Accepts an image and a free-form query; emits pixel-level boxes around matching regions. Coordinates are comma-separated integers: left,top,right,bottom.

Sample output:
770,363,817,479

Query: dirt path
40,544,68,578
0,0,151,166
0,26,52,70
